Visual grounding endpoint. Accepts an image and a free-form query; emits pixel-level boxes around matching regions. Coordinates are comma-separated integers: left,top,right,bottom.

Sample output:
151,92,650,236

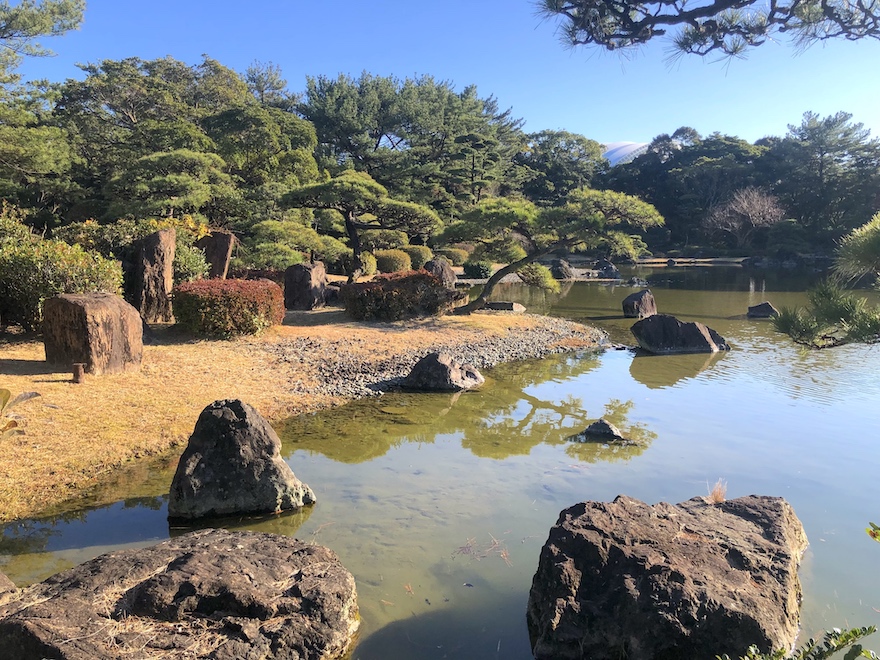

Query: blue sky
16,0,880,145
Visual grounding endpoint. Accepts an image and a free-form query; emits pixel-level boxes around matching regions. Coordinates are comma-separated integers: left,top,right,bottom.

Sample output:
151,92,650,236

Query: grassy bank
0,310,601,522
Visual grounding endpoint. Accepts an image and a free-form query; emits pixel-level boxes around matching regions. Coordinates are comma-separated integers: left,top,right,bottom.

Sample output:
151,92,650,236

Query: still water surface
2,266,879,658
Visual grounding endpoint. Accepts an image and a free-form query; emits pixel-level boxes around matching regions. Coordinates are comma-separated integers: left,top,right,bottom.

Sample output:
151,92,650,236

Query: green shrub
0,239,123,330
339,271,459,321
375,249,412,273
173,279,284,338
462,260,493,279
245,243,306,271
400,245,434,270
436,247,469,266
516,263,561,293
361,229,409,251
0,203,36,245
361,251,378,276
472,238,527,263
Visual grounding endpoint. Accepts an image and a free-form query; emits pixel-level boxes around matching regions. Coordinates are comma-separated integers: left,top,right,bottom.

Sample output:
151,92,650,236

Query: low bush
462,260,493,279
0,238,123,330
339,271,460,321
375,249,412,273
436,247,469,266
516,263,561,293
400,245,434,270
173,279,284,338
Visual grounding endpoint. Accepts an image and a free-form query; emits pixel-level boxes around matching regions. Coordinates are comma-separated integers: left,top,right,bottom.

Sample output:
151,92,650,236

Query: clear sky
16,0,880,146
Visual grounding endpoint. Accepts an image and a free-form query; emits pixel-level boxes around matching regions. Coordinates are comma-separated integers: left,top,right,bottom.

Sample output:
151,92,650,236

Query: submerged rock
527,494,808,660
0,529,359,660
747,301,780,318
168,399,315,521
569,418,630,444
402,352,485,392
631,313,729,354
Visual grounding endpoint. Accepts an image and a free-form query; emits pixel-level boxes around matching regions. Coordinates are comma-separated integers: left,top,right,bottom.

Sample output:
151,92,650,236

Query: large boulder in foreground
43,293,143,375
402,352,485,392
0,529,359,660
168,400,315,520
285,261,328,310
631,313,729,354
622,289,657,318
528,495,808,660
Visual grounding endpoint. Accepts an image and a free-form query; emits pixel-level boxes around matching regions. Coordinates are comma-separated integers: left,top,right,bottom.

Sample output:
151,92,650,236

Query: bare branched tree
703,187,785,248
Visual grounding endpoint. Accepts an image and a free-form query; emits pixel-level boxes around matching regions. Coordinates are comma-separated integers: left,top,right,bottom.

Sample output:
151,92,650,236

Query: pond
2,265,879,659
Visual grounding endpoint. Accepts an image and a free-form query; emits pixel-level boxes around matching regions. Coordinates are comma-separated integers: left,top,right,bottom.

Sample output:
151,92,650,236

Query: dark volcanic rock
622,289,657,318
0,572,15,602
423,258,457,290
551,259,576,280
0,529,358,660
168,399,315,520
123,227,176,323
594,258,621,279
402,352,485,392
527,495,808,660
570,418,629,443
747,301,780,319
285,261,328,310
195,230,236,279
631,313,729,354
42,293,143,375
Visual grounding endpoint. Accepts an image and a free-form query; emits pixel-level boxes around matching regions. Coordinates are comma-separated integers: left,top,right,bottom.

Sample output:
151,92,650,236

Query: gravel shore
247,314,607,401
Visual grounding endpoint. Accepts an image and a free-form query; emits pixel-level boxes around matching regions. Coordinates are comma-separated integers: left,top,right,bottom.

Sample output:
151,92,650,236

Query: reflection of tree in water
168,505,313,539
629,351,726,389
280,351,654,463
564,399,657,463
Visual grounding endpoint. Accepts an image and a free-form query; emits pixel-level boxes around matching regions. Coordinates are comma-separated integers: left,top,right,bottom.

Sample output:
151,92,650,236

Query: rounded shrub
173,279,284,338
361,251,378,276
339,271,460,321
436,247,469,266
462,260,493,279
360,229,409,251
0,239,123,331
374,249,412,274
400,245,434,270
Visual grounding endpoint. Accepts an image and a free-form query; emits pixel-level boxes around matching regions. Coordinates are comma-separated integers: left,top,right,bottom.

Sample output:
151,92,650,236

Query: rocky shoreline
247,314,608,401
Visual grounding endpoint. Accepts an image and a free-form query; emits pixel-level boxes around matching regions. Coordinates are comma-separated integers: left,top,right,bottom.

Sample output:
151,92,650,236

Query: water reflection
629,351,727,389
564,399,657,463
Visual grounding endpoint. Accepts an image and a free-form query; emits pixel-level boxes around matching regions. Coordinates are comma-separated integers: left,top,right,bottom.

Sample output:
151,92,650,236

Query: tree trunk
345,213,363,283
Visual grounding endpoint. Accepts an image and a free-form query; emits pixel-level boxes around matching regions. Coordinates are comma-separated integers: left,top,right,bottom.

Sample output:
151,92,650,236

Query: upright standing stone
622,289,657,318
123,228,175,323
195,229,236,279
42,293,143,375
423,258,457,290
285,261,328,310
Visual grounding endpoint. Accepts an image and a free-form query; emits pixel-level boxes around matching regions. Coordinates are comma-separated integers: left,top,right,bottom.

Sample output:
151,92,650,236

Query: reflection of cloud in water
278,352,607,463
628,351,726,389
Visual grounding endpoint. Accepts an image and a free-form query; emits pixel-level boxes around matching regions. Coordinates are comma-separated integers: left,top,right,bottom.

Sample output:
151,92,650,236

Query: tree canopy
537,0,880,57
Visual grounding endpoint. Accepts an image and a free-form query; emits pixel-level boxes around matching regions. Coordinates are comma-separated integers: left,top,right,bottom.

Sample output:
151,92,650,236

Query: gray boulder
595,258,621,279
195,229,236,279
402,352,485,392
0,529,359,660
285,261,328,310
570,418,629,443
748,301,780,318
168,400,315,520
528,495,808,660
622,289,657,318
631,314,729,354
123,227,175,323
43,293,143,375
423,258,457,290
551,259,576,280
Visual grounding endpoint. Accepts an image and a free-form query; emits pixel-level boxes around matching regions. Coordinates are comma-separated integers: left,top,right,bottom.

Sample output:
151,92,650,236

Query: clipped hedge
339,271,460,321
0,239,123,331
374,249,412,274
173,279,284,338
400,245,434,270
436,247,469,266
462,260,493,279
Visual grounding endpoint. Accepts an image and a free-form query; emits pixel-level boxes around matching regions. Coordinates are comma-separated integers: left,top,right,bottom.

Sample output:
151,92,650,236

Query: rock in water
631,313,729,354
42,293,143,375
748,301,780,318
0,529,359,660
622,289,657,318
168,399,315,520
402,352,485,391
527,495,808,660
570,418,629,443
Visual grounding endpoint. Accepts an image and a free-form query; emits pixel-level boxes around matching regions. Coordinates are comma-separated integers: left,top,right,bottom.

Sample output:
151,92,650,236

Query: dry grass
706,478,728,504
0,310,587,522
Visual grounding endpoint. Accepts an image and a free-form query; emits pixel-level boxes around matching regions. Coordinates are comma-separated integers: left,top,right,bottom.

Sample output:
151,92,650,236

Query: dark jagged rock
551,259,576,280
594,258,621,279
284,261,328,310
631,313,729,354
622,289,657,318
42,293,143,375
123,227,175,323
423,258,457,290
570,418,629,443
402,352,485,392
0,529,359,660
195,229,236,279
747,301,780,318
528,495,808,660
168,400,315,520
